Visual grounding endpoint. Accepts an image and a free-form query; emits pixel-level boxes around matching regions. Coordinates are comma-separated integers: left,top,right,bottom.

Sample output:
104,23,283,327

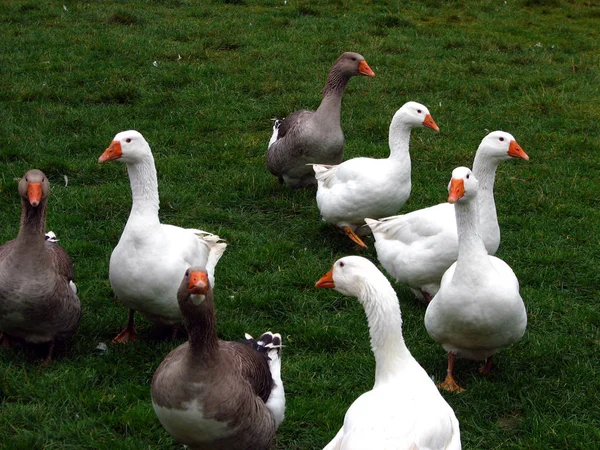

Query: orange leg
438,352,465,393
112,309,137,344
422,291,433,304
343,226,367,249
479,355,494,375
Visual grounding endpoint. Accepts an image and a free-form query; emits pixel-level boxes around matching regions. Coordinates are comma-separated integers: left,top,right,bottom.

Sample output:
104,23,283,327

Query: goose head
19,169,50,208
448,166,479,204
316,256,382,299
391,101,439,132
98,130,151,164
178,266,211,307
477,131,529,162
334,52,375,78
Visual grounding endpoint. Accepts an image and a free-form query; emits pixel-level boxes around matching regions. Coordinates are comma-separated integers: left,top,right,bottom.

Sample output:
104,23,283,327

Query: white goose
98,130,227,343
316,256,461,449
365,131,528,301
313,102,439,248
425,167,527,392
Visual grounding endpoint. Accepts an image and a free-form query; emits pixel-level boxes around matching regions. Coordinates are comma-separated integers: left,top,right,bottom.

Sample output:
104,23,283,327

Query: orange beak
358,60,375,78
188,271,209,295
448,178,465,204
315,268,335,289
98,141,123,163
423,114,440,132
508,140,529,160
27,183,42,207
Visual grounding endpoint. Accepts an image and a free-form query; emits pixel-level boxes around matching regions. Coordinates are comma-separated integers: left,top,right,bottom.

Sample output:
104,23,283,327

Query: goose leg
41,340,55,367
170,323,181,340
438,352,464,393
342,226,367,249
0,331,10,347
479,355,494,375
422,291,433,304
112,309,137,344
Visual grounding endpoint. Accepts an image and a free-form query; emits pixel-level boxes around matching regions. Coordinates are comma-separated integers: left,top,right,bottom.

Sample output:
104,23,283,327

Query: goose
266,52,375,189
316,256,461,449
151,267,285,450
98,130,227,343
365,131,528,302
0,169,81,364
313,102,439,248
424,167,527,392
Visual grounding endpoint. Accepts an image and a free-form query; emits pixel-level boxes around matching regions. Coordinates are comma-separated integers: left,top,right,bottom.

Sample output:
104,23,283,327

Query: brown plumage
266,51,375,188
151,267,285,450
0,170,81,364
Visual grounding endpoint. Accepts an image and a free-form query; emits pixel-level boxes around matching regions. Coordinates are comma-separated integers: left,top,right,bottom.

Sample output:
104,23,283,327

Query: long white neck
387,121,413,166
124,152,160,225
472,152,501,254
453,196,490,280
357,274,416,386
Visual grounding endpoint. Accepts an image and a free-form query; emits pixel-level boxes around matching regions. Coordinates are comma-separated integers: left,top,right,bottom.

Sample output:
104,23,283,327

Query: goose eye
499,137,505,142
466,174,470,179
185,270,189,276
126,138,132,143
351,57,356,61
417,109,422,114
339,261,345,267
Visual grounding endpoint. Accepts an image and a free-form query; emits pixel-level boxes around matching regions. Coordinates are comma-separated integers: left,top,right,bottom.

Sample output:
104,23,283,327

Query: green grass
1,0,599,448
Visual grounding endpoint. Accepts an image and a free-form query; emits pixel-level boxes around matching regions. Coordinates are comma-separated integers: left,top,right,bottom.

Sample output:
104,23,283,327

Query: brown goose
151,267,285,450
0,170,81,364
266,51,375,189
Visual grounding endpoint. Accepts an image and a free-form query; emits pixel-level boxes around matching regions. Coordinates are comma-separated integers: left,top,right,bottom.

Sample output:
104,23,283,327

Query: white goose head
316,256,384,300
391,101,439,132
477,130,529,162
448,166,479,204
98,130,151,164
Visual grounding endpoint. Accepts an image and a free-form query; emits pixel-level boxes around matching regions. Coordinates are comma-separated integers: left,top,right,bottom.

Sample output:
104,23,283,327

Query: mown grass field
1,0,599,448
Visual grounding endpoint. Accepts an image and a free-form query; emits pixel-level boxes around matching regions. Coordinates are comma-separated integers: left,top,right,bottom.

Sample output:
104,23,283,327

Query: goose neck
125,154,160,219
181,292,220,358
358,279,413,385
472,153,501,252
454,198,488,265
388,123,412,163
315,67,350,119
16,198,47,253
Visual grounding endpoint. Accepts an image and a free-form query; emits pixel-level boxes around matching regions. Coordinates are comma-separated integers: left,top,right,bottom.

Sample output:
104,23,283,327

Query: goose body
99,130,226,342
314,102,439,248
0,170,81,362
316,256,461,449
151,268,285,450
366,131,528,301
424,167,527,391
266,52,375,189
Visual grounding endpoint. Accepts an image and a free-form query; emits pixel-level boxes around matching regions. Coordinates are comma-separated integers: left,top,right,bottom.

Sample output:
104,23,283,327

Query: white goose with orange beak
424,167,527,392
98,130,226,343
313,101,439,248
366,131,529,302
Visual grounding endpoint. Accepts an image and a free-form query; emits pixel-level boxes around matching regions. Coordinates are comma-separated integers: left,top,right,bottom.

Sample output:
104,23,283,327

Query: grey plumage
266,52,375,188
151,267,284,450
0,170,81,362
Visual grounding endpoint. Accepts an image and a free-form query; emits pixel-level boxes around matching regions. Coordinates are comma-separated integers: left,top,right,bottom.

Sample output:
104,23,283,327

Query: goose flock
0,51,531,449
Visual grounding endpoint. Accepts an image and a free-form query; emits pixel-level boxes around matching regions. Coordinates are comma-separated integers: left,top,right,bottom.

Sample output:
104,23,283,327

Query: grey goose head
19,169,50,208
333,52,375,78
178,266,211,307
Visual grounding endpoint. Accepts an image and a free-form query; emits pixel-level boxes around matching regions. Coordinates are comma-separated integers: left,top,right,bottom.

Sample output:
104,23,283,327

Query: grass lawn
1,0,599,448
